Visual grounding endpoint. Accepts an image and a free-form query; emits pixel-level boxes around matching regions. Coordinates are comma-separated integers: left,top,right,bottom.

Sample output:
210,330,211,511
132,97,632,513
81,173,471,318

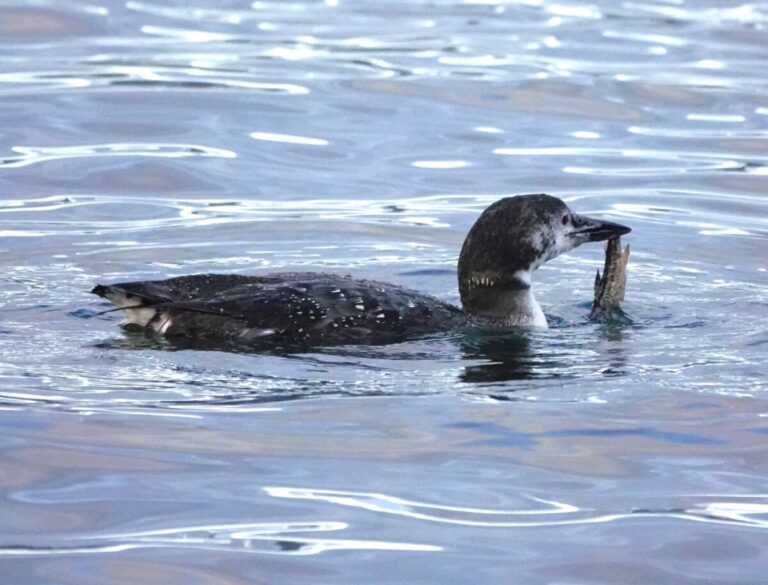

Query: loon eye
562,214,569,225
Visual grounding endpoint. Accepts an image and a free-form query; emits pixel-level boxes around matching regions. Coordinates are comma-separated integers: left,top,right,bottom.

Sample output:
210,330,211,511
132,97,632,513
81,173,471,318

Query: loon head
458,194,631,326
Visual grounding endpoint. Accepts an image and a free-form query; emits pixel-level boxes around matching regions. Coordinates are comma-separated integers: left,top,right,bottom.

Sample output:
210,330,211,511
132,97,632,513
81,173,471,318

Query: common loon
92,194,630,345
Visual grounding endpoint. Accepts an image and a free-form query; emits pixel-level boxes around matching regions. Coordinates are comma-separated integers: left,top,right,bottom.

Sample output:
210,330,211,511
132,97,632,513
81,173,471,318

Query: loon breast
92,272,465,345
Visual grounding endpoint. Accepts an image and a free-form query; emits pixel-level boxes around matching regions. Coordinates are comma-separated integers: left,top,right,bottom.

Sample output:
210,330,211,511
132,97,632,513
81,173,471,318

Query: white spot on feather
240,328,275,338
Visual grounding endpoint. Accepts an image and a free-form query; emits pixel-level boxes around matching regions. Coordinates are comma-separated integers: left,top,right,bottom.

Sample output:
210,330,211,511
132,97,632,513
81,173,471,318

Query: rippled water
2,0,767,583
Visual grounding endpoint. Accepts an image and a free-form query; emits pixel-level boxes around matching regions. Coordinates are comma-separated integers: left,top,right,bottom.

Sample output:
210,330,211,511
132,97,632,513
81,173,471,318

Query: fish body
590,236,630,320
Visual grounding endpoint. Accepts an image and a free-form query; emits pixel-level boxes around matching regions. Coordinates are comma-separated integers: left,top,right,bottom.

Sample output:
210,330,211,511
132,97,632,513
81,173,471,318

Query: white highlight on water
250,132,329,146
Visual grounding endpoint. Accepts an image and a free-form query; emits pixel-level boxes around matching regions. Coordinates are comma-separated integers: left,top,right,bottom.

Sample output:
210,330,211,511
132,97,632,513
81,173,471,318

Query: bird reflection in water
458,317,632,386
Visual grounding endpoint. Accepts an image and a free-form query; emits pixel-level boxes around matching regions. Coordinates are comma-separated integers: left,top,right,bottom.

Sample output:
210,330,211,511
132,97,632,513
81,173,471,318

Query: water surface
1,1,767,583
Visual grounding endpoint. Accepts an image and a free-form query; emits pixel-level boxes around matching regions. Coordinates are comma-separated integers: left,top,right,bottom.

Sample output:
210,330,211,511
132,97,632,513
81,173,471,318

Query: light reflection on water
1,0,768,583
0,142,237,168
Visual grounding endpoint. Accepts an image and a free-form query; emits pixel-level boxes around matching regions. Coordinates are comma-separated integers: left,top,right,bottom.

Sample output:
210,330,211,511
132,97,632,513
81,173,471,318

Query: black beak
571,214,631,242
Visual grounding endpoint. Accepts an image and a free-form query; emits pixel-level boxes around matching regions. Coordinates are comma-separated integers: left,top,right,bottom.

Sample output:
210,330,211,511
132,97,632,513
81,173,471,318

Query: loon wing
92,272,463,344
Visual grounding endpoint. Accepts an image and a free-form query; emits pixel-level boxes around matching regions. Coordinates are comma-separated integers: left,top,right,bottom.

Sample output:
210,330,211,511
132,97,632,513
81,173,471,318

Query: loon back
92,272,465,345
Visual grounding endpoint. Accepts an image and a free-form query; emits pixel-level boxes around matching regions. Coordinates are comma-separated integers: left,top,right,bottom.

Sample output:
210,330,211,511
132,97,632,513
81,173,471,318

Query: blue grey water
1,0,767,582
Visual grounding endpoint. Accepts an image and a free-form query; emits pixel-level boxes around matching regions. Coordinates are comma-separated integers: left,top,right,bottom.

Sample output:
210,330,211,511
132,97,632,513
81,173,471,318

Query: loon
92,194,630,345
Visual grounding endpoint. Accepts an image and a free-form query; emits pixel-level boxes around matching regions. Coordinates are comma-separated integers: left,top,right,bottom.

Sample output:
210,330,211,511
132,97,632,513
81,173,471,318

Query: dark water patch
544,427,725,445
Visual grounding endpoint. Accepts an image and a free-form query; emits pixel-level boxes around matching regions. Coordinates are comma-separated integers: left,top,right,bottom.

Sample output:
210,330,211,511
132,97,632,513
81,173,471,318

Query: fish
590,236,630,321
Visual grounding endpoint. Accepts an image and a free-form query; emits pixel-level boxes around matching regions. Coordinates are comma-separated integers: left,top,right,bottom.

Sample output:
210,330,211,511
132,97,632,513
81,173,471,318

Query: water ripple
628,125,768,139
493,146,762,175
0,68,310,94
0,143,236,168
620,2,768,25
0,521,440,557
265,487,768,529
0,193,497,237
125,1,256,25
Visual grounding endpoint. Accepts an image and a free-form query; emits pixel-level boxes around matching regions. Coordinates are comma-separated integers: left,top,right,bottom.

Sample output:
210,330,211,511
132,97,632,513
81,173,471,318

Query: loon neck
459,270,548,328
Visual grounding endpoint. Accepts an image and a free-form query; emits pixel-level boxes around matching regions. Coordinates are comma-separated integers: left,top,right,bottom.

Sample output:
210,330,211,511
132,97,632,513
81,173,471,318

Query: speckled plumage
92,272,465,345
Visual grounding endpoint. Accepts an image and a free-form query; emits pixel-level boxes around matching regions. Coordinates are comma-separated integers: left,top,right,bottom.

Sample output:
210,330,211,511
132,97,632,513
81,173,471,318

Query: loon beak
570,214,631,242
